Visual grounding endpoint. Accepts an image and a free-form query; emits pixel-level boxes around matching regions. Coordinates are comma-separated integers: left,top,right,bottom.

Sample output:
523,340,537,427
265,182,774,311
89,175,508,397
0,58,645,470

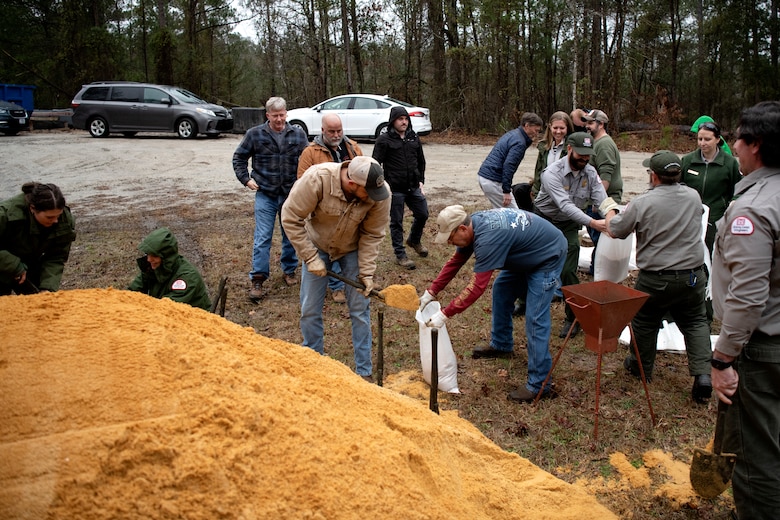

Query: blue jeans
490,257,565,393
328,260,344,292
300,249,373,376
250,190,298,280
390,188,428,257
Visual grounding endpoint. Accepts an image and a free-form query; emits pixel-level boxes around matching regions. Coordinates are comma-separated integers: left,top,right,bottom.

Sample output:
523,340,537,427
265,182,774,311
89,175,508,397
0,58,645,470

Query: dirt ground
1,129,733,519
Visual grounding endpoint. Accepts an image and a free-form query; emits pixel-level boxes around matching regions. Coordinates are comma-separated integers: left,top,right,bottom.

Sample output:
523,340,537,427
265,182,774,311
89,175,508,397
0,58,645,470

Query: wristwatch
710,357,734,370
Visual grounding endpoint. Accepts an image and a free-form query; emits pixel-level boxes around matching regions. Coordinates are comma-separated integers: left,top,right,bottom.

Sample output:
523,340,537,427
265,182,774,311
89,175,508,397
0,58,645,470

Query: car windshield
170,88,208,104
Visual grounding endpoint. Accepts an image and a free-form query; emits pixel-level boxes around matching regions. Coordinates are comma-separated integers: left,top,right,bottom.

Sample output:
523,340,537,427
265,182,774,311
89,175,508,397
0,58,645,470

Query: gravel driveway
1,130,652,219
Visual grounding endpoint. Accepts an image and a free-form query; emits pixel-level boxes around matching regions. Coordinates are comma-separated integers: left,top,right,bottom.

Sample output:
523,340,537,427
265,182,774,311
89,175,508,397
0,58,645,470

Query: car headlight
196,107,216,117
0,108,9,115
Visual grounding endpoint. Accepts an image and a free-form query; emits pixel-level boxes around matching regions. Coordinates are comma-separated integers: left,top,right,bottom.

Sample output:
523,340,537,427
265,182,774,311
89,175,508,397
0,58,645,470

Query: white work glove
418,290,436,313
426,310,449,329
306,255,327,277
599,197,619,215
359,276,374,297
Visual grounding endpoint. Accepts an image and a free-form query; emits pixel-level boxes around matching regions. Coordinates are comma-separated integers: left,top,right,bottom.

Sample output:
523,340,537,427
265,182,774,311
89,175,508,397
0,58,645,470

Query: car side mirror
161,97,172,105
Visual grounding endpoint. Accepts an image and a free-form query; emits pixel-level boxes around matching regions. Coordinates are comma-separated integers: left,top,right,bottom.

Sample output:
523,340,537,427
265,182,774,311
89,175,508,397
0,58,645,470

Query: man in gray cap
534,132,609,338
418,205,566,403
603,150,711,403
282,156,391,383
583,108,623,275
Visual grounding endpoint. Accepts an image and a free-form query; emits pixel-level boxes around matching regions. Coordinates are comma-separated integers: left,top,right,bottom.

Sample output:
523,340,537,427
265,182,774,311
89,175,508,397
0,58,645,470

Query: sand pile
0,289,616,519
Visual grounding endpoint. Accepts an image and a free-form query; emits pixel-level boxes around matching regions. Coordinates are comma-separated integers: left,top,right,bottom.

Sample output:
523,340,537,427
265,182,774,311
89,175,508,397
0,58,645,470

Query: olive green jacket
128,228,211,310
0,193,76,292
681,149,741,224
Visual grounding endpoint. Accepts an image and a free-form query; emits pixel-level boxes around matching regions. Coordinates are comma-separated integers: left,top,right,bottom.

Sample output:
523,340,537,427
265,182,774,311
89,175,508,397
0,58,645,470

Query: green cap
642,150,682,176
690,115,714,133
566,132,594,155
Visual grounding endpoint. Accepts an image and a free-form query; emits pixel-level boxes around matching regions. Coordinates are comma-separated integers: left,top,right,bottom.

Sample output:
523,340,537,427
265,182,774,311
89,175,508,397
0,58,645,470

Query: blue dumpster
0,84,36,113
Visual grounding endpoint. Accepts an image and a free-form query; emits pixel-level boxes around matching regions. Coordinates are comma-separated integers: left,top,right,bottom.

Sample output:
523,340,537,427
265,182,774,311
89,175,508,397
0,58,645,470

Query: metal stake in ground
429,328,439,414
377,309,384,387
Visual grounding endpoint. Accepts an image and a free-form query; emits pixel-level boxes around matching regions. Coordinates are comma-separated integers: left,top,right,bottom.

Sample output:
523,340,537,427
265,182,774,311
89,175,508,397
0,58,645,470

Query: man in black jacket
372,106,428,269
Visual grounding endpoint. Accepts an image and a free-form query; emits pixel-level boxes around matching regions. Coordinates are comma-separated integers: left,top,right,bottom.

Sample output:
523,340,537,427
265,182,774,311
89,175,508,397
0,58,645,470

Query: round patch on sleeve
171,279,188,291
730,216,754,235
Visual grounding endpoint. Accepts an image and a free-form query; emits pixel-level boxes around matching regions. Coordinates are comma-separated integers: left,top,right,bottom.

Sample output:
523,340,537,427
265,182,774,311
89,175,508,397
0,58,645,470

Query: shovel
326,270,418,311
690,399,737,498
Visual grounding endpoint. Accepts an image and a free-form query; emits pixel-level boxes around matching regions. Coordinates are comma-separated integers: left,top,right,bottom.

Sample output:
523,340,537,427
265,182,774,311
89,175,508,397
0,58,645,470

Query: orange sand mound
380,284,419,311
0,289,616,519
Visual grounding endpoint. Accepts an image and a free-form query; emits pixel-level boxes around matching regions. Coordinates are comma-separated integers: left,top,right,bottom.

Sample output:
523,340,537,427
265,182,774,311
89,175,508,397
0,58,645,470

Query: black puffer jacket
371,106,426,193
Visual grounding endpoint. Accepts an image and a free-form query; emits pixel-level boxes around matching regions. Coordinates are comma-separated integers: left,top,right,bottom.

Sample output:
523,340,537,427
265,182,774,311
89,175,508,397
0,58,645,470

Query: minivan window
82,87,110,101
171,88,207,104
111,86,141,102
143,88,170,104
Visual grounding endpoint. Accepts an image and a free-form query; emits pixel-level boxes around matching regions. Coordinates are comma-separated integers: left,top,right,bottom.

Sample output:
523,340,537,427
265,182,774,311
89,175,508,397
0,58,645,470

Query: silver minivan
71,82,233,138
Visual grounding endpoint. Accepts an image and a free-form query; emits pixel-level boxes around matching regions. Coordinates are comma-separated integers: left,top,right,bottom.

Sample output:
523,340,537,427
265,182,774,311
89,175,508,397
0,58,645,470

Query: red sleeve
442,270,493,317
428,249,472,295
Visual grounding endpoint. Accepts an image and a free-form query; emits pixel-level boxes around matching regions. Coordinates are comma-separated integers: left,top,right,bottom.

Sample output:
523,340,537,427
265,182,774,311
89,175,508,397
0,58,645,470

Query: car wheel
375,123,388,138
289,120,308,137
177,118,197,139
88,117,109,138
122,132,137,137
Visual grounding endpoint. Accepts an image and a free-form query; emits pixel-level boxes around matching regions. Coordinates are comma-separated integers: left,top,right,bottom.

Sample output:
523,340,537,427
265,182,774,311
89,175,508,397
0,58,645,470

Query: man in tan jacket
281,156,391,382
296,113,363,303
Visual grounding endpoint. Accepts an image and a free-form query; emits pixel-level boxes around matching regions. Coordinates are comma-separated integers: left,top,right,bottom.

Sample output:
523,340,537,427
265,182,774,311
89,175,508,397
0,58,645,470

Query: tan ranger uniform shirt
712,167,780,357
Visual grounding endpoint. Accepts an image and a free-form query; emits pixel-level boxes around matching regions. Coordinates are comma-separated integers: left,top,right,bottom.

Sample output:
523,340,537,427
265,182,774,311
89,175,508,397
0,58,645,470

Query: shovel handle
326,270,385,301
713,399,729,455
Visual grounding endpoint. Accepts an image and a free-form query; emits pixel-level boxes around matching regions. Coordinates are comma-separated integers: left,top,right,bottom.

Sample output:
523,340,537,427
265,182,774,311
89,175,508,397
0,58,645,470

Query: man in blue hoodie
372,106,428,270
477,112,543,209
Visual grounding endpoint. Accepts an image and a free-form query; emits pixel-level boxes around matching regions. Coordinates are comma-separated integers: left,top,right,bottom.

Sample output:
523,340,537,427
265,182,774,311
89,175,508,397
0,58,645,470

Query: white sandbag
594,232,634,283
416,302,460,393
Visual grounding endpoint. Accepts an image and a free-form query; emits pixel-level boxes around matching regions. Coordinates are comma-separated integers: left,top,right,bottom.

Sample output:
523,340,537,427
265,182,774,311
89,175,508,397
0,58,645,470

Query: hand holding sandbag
426,310,448,329
419,290,436,313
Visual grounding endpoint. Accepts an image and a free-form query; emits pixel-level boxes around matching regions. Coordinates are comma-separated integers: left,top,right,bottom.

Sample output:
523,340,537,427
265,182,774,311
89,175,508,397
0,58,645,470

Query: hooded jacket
0,193,76,294
371,106,426,193
128,228,211,310
297,134,363,178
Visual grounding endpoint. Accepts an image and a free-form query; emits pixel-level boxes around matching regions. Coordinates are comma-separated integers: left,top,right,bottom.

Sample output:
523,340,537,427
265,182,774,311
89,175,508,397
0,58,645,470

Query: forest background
1,0,778,134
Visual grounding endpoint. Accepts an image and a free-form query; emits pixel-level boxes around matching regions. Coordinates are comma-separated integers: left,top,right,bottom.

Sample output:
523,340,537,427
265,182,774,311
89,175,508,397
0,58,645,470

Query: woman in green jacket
129,228,211,311
0,182,76,295
681,120,741,254
531,111,573,198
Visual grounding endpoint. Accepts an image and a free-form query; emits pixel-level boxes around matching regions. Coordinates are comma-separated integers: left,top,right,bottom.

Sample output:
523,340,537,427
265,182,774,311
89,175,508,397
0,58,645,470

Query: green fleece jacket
128,228,211,310
681,149,741,224
0,193,76,293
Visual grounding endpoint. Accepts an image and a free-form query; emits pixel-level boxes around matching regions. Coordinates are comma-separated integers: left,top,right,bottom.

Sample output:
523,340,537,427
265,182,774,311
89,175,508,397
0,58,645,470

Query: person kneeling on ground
129,227,211,311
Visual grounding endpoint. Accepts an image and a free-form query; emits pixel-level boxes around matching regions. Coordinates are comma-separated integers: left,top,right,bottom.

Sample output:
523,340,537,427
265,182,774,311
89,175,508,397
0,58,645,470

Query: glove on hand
418,290,436,313
599,197,619,215
306,255,327,277
359,276,374,297
426,310,448,329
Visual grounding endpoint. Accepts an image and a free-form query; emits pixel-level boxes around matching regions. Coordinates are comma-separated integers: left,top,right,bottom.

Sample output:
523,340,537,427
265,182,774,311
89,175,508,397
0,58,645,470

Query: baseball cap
567,132,594,156
642,150,682,176
434,205,468,244
347,156,390,201
583,109,609,123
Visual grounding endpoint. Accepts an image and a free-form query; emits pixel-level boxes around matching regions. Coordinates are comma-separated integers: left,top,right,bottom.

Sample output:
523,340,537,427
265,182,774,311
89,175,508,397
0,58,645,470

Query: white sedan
286,94,432,139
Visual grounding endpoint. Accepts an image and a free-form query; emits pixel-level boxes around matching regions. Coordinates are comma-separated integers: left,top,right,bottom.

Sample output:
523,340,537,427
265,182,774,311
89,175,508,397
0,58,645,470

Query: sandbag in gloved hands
425,310,448,329
359,275,374,297
305,254,327,277
418,290,436,313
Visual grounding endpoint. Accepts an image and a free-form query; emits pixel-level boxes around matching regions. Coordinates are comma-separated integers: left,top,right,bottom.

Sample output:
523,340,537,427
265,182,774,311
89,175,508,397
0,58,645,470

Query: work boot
360,374,374,383
248,275,265,303
283,272,297,286
692,374,713,404
507,386,554,403
558,320,581,338
395,255,416,270
332,289,346,304
406,240,429,257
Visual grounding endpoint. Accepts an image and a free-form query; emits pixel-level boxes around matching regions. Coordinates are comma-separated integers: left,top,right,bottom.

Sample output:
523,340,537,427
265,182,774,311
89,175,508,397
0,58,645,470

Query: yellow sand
380,284,420,311
0,289,616,519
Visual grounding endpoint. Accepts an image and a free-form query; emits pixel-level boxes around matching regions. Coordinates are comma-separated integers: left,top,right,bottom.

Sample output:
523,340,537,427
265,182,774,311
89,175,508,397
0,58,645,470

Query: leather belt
642,264,705,276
